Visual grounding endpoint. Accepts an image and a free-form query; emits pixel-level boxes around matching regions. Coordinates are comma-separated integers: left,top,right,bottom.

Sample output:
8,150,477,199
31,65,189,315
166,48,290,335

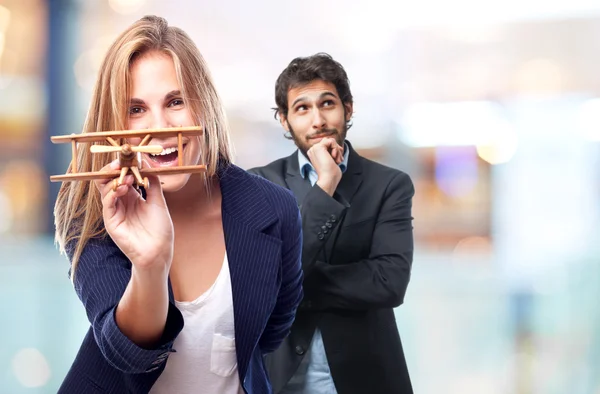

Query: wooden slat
139,165,207,176
50,170,122,182
50,165,207,182
50,126,203,144
177,133,183,166
71,140,77,173
106,137,120,147
139,134,152,146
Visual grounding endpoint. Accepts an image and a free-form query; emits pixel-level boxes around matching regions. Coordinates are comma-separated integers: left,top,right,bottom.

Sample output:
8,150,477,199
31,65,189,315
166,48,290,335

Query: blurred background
1,0,600,393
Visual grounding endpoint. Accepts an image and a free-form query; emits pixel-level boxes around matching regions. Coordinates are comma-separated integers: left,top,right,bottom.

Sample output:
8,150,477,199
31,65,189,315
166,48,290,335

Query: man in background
249,53,415,394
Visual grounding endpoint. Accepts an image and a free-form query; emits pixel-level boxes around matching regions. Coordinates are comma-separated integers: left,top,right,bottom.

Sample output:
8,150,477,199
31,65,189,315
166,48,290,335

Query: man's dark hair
273,53,353,129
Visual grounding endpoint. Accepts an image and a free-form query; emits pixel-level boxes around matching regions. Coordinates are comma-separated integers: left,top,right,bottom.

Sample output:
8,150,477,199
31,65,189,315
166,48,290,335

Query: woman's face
126,50,202,193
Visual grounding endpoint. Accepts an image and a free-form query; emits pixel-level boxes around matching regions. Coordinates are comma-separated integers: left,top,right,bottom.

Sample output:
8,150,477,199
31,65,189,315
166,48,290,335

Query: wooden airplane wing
50,126,203,144
50,165,207,183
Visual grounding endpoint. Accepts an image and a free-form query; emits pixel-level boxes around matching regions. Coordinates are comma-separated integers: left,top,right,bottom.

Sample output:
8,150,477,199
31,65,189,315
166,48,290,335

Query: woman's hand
94,160,174,272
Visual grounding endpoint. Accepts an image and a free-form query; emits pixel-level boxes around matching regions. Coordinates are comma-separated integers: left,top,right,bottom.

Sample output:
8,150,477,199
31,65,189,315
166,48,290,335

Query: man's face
281,80,352,157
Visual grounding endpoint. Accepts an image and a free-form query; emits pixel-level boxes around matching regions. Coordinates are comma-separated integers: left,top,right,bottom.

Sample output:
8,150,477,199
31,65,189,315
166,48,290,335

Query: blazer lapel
219,164,282,382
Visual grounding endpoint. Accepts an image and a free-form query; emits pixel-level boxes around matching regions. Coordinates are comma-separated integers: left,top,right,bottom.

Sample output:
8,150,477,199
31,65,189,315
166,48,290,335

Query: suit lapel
283,151,312,206
219,164,282,382
323,142,363,261
336,141,363,206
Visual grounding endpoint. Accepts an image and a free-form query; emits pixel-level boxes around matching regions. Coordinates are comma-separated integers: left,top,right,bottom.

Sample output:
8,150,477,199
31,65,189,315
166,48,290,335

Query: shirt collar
298,141,349,179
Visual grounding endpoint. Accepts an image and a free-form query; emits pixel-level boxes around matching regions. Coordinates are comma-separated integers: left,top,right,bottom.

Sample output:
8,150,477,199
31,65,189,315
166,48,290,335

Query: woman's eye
169,99,184,107
129,107,144,115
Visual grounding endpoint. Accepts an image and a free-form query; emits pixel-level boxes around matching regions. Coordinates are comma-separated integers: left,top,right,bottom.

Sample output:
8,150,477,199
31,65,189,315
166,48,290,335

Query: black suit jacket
248,141,415,394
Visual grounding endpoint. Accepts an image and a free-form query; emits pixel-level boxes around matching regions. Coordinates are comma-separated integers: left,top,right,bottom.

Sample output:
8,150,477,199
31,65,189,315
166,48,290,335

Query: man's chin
307,135,344,148
307,136,327,145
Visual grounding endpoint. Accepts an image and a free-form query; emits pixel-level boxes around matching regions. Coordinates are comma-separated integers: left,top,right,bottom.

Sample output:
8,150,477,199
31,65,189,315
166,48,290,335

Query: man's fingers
318,138,343,160
320,138,343,157
331,147,339,161
308,137,344,168
333,149,343,164
335,146,344,164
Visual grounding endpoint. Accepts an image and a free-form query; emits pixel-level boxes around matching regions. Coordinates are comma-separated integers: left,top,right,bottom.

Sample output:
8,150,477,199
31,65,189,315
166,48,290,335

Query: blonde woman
54,15,303,394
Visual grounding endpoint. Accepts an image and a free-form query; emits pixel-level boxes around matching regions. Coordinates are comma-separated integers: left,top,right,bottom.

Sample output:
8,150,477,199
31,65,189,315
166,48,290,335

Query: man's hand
307,137,344,196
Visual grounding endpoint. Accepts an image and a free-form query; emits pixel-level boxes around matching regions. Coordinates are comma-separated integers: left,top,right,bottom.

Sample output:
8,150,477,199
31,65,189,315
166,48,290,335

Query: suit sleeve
259,191,304,353
247,165,349,279
306,172,415,311
67,236,184,373
299,185,349,277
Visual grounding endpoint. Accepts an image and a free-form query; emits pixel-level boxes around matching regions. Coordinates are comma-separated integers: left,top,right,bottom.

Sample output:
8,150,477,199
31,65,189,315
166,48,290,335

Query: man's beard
289,123,347,159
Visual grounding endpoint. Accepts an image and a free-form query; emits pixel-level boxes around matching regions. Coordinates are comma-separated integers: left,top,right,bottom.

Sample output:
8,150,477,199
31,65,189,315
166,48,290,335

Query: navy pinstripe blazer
58,163,304,394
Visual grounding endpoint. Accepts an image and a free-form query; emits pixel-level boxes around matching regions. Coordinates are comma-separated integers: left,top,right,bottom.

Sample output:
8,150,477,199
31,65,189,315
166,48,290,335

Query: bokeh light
11,348,51,388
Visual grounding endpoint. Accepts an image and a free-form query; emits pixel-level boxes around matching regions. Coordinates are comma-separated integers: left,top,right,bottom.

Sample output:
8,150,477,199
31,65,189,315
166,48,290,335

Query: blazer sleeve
259,191,304,353
67,236,184,373
306,171,415,311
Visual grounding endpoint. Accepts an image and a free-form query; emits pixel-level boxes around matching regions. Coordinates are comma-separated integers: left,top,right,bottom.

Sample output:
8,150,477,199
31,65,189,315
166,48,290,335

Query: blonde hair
54,15,234,280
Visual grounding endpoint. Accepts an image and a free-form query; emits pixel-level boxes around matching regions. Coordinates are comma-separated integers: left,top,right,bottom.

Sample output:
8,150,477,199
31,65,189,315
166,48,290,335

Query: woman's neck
165,174,221,224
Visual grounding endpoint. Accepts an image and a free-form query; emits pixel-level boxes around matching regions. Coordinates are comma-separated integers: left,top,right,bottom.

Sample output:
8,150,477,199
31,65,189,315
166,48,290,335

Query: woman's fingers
137,159,166,206
93,160,120,193
93,160,137,219
142,174,165,206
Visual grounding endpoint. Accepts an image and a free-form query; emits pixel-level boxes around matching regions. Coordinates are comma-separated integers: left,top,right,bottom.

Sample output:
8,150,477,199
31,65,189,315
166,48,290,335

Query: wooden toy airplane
50,126,206,191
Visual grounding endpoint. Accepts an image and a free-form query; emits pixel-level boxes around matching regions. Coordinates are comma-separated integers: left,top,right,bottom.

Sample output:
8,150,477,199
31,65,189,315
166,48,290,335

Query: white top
150,253,244,394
